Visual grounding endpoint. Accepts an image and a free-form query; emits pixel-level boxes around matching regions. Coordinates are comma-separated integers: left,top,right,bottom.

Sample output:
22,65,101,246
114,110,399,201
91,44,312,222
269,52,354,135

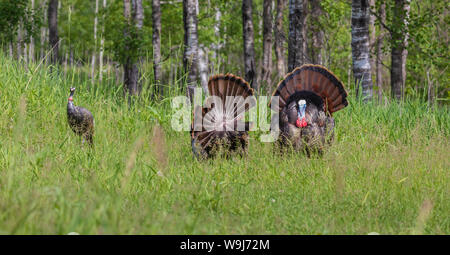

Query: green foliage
0,0,40,44
104,1,151,65
406,1,449,99
320,0,352,85
59,0,96,60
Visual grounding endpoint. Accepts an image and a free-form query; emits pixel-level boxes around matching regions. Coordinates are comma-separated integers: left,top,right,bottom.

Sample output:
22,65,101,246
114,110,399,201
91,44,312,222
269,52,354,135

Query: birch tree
198,46,209,94
376,1,386,103
369,0,376,82
91,0,99,83
274,0,286,76
123,0,144,96
29,0,35,63
17,24,23,61
152,0,162,96
242,0,256,90
212,7,222,65
351,0,373,101
40,0,48,61
183,0,199,102
262,0,273,92
99,0,106,83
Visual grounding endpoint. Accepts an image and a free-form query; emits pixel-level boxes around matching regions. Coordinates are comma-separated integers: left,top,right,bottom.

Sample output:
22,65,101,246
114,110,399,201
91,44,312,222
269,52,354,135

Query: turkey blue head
296,99,307,128
69,87,75,101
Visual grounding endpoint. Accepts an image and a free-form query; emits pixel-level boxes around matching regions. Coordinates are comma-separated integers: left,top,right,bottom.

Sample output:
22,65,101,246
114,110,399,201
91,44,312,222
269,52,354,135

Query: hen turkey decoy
270,64,348,155
67,87,94,146
191,74,255,159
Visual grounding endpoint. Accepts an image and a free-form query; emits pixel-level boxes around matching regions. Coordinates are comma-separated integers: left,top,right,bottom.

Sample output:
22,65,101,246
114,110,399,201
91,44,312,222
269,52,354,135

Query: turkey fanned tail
191,74,255,159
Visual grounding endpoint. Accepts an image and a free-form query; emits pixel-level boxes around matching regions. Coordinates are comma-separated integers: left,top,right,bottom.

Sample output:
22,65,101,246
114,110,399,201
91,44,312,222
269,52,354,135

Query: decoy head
69,87,76,101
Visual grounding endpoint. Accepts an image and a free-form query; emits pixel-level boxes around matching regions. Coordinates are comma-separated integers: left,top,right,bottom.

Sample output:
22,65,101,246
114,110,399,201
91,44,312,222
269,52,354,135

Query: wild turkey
270,64,348,155
67,87,94,146
191,74,255,159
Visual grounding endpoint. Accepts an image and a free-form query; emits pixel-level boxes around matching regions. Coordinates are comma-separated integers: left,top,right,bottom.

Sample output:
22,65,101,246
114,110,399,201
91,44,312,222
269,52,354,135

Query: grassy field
0,55,449,235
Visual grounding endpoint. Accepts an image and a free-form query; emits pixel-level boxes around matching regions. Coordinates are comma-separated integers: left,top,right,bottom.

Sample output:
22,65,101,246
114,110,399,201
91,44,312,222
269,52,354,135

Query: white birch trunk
275,0,286,76
262,0,273,93
183,0,200,101
99,0,107,83
242,0,256,90
351,0,373,101
152,0,162,95
29,0,35,63
376,1,386,103
91,0,99,84
369,0,375,80
402,0,410,91
198,46,209,95
17,24,23,61
211,8,222,70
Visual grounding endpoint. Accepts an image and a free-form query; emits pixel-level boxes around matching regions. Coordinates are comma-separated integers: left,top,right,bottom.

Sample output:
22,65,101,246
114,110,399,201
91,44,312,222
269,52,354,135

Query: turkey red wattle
296,117,307,128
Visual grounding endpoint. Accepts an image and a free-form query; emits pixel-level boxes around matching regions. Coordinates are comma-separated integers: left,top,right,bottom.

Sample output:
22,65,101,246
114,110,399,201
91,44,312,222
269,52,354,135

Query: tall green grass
0,55,448,234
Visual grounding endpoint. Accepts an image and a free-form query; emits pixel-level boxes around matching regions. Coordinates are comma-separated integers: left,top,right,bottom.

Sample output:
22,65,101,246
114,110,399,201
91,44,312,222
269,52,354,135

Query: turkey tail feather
270,64,348,114
191,74,255,158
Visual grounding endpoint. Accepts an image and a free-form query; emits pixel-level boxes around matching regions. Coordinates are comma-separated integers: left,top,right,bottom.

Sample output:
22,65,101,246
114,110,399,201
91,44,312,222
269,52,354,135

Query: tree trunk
198,46,209,95
390,0,409,100
48,0,59,64
123,0,144,96
99,0,106,83
309,0,323,65
262,0,273,93
242,0,256,91
369,0,375,82
376,1,385,103
426,69,433,106
401,0,410,92
153,0,162,96
390,44,402,100
91,0,99,84
212,7,222,66
288,0,306,72
17,24,23,61
9,41,13,58
351,0,373,101
29,0,35,63
301,0,308,63
183,0,199,102
275,0,286,77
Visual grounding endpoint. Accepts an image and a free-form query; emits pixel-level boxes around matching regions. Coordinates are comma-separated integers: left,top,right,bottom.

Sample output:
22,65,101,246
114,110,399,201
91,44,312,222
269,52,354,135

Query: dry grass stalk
150,125,168,175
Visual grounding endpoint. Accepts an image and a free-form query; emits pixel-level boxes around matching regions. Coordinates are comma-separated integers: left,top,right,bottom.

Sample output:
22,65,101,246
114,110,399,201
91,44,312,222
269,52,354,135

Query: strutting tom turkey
67,87,94,146
270,64,348,155
191,74,255,159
